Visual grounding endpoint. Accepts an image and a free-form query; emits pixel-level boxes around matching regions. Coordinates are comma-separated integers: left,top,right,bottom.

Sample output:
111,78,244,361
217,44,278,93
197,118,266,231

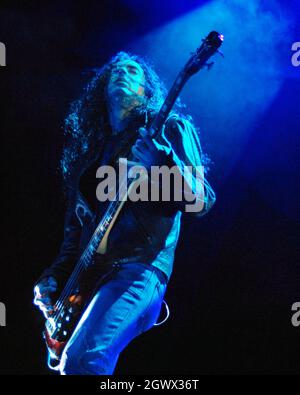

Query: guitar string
51,170,132,324
52,150,137,312
52,178,127,324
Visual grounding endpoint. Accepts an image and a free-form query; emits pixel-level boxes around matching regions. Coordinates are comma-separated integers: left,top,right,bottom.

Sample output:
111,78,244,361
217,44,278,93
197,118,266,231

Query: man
34,51,216,375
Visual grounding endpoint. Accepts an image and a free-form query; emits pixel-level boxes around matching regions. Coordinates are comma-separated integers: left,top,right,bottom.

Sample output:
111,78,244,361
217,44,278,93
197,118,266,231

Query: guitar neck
149,70,189,139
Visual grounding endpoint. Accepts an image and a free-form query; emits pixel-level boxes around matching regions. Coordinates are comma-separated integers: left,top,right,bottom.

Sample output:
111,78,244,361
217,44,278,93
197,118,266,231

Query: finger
35,301,54,318
43,310,53,319
138,127,154,138
34,300,50,312
34,300,52,311
138,128,155,149
131,146,150,165
131,145,143,160
134,139,148,153
38,303,53,312
138,127,148,137
38,285,57,294
126,159,143,167
41,277,57,287
34,287,56,300
47,277,57,287
34,295,53,307
143,136,155,150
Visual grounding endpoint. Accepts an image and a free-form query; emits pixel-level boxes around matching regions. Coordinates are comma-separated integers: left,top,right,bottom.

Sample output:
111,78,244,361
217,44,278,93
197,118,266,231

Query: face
107,59,145,104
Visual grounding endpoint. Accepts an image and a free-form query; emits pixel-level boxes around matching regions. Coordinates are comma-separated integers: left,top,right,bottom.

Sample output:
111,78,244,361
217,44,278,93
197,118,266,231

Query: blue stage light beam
126,0,295,183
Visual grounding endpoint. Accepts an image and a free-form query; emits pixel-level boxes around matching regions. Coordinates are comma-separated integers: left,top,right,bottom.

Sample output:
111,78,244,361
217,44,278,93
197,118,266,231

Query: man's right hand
33,276,58,318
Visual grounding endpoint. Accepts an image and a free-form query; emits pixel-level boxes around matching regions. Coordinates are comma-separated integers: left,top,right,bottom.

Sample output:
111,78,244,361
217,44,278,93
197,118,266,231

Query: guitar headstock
185,31,224,76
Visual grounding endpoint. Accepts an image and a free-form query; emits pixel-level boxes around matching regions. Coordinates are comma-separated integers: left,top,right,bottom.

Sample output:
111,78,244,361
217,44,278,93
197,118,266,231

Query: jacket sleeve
156,114,216,216
35,193,82,289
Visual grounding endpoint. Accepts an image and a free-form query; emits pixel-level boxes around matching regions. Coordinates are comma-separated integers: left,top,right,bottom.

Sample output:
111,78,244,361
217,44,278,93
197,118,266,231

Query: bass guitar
43,31,224,370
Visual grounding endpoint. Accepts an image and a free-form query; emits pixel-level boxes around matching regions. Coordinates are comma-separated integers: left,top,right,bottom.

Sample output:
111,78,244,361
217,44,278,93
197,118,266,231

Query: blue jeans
59,262,167,375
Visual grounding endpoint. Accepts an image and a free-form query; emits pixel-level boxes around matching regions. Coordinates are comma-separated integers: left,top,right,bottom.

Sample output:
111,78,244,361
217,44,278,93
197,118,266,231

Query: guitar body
44,293,83,369
44,261,116,370
43,295,82,370
44,326,67,369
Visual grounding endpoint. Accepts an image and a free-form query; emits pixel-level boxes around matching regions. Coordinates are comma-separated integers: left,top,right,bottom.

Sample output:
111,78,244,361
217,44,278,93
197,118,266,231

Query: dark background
0,0,299,374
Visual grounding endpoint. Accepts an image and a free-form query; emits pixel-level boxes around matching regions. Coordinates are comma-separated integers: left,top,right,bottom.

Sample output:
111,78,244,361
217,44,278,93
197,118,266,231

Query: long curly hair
61,51,209,192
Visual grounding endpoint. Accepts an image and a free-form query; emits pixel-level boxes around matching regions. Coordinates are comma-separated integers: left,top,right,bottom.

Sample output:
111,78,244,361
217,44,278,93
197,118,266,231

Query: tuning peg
205,61,214,70
217,49,224,58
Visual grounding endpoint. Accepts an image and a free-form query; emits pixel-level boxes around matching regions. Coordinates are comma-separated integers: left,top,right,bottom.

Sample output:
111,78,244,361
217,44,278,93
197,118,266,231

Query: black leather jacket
38,115,216,287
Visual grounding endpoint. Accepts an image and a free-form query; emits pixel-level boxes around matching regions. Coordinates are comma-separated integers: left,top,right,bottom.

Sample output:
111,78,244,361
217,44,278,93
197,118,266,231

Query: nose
113,66,128,77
